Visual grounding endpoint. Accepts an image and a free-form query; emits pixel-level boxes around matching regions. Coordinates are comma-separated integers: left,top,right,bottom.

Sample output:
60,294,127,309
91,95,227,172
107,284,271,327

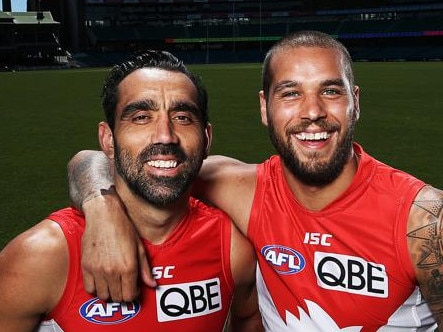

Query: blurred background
1,0,443,69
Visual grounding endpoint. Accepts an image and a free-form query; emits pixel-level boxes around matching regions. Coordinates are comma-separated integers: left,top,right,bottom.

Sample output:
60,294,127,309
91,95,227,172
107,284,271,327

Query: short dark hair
262,30,354,98
101,50,208,130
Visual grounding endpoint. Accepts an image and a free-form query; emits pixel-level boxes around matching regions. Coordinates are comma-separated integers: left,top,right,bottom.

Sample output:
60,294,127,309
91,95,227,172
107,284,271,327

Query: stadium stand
78,0,443,65
2,0,443,67
0,11,74,70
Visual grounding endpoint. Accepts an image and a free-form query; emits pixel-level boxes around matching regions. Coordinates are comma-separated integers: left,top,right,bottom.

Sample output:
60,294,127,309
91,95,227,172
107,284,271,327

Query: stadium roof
0,11,59,25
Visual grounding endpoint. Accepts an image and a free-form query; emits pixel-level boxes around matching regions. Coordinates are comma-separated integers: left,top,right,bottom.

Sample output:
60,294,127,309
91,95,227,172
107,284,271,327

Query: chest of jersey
45,203,233,332
248,152,435,331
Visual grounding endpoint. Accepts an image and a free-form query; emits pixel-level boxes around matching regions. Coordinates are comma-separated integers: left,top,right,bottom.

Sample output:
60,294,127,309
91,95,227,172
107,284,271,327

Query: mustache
138,144,187,163
287,119,340,134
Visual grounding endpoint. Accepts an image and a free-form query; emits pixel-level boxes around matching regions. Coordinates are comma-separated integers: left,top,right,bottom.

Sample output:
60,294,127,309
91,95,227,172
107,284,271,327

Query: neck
115,180,190,244
283,150,359,211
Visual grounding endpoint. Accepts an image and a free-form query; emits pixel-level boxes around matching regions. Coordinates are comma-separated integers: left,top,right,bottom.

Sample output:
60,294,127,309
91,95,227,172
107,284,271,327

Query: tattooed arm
68,150,115,209
407,185,443,330
68,150,155,302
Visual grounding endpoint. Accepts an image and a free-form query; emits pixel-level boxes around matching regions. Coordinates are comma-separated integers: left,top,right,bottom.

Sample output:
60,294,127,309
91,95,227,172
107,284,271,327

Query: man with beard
67,31,443,330
0,50,262,332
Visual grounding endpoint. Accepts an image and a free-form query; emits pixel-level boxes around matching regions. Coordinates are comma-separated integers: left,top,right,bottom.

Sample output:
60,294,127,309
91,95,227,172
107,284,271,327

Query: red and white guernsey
248,143,437,331
38,198,234,332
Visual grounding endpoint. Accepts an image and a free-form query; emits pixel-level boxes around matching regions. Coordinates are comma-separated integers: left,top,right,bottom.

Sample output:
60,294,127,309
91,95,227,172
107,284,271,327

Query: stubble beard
114,142,205,206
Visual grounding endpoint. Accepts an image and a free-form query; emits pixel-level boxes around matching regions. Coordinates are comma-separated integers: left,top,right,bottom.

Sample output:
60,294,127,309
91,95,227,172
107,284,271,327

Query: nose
300,94,327,122
152,115,178,144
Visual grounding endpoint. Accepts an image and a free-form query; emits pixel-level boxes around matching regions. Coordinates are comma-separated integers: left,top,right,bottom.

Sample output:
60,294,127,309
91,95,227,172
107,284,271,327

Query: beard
114,142,205,206
268,116,356,187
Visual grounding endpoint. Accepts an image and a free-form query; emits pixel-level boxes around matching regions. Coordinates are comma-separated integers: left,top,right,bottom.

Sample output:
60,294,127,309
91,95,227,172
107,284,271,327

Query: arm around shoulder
0,219,68,331
67,149,114,210
407,185,443,329
195,155,258,235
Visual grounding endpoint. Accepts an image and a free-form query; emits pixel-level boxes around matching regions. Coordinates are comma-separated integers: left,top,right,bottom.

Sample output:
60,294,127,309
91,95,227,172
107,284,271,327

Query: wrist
82,185,120,211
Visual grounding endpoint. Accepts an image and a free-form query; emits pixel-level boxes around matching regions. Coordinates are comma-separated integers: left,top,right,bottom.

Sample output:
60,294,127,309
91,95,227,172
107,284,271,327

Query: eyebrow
120,99,201,119
274,80,298,92
274,78,346,92
321,79,346,87
170,101,200,116
120,99,157,119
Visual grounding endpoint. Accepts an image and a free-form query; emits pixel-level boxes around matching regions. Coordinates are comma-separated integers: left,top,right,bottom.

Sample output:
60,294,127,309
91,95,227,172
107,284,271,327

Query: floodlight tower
36,0,44,22
2,0,11,11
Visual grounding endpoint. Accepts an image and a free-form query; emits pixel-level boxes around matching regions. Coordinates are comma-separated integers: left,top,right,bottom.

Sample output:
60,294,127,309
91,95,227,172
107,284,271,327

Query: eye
280,90,300,99
322,87,347,97
322,88,339,95
131,111,152,124
172,114,194,125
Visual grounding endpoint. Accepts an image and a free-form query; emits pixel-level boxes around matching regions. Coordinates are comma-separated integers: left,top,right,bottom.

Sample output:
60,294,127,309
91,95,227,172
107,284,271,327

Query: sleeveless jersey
38,198,234,332
248,143,437,331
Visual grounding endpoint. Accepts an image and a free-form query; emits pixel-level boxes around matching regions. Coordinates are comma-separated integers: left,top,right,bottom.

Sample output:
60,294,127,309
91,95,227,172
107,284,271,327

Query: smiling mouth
146,160,178,168
295,131,331,141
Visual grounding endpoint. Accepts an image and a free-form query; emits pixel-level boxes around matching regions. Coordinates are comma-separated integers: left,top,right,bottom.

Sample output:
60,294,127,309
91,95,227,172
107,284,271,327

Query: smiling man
68,31,443,331
0,50,262,332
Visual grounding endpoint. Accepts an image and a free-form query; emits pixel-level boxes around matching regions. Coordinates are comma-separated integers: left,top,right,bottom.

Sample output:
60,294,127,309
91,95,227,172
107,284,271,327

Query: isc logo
79,298,141,324
261,245,305,275
156,278,222,322
303,232,332,246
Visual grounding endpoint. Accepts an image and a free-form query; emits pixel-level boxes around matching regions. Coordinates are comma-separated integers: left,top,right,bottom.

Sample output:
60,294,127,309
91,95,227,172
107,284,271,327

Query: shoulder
196,155,258,234
202,155,258,182
408,185,442,225
406,185,443,319
407,185,442,242
0,219,69,315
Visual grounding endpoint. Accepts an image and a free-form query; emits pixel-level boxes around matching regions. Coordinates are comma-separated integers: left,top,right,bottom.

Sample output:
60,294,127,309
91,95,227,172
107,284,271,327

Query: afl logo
261,245,305,275
79,298,141,324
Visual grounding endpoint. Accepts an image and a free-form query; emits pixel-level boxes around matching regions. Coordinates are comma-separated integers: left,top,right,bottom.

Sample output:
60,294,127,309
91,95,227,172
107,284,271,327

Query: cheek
179,131,206,155
268,105,298,131
115,129,150,153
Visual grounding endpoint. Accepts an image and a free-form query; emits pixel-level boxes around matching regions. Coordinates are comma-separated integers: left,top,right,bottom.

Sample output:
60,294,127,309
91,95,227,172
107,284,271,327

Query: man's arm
0,220,68,331
68,150,155,302
407,185,443,329
68,150,115,209
228,222,263,331
67,151,256,301
194,155,257,235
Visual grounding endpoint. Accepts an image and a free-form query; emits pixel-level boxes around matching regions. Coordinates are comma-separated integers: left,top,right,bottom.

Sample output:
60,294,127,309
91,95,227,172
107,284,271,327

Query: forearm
230,311,263,332
229,284,264,332
67,150,114,210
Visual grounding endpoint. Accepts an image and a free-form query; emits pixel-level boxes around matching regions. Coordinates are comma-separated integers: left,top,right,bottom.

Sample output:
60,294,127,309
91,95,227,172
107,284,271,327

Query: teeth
295,132,330,141
147,160,178,168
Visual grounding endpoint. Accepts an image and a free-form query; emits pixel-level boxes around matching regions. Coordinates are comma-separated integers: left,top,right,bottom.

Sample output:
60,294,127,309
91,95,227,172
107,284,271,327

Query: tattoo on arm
67,151,115,210
407,194,443,322
408,198,443,269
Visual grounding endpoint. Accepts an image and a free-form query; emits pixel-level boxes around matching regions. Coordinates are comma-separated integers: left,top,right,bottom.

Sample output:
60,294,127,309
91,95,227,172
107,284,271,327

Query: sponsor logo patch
79,298,141,324
314,252,388,298
261,244,305,275
156,278,222,322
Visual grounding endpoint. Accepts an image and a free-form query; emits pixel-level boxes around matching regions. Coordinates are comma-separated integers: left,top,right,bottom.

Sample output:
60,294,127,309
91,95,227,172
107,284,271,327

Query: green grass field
0,61,442,249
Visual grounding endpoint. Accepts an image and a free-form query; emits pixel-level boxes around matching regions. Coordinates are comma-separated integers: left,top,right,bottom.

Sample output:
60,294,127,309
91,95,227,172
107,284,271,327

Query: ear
259,90,269,126
203,123,213,159
353,85,361,121
98,121,115,159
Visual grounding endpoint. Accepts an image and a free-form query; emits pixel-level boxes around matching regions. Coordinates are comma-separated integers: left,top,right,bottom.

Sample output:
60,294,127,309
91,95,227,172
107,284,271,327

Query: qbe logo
314,252,388,298
156,278,222,322
79,298,140,324
261,245,305,275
